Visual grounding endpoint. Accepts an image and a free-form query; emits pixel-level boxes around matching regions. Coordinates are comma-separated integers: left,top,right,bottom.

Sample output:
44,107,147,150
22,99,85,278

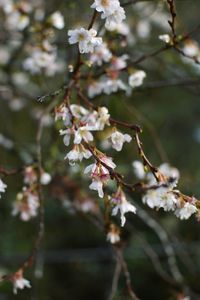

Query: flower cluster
12,166,51,221
0,0,32,31
133,161,198,220
91,0,126,29
56,104,110,164
84,153,116,198
23,39,63,76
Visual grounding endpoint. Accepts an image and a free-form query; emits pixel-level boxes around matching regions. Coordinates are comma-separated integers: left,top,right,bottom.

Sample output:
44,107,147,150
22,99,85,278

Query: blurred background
0,0,200,299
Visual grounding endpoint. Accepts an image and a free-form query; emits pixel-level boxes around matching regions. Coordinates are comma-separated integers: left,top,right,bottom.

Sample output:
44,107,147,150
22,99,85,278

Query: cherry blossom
175,201,198,220
104,6,126,29
23,47,60,76
68,28,102,53
65,144,92,165
132,160,146,180
158,34,171,44
89,42,112,66
49,11,65,29
84,154,116,198
107,224,120,244
91,0,120,15
142,187,177,211
40,172,52,185
128,70,146,88
106,22,130,35
182,40,199,57
111,186,136,226
12,188,39,221
12,269,31,294
0,178,7,198
110,130,132,151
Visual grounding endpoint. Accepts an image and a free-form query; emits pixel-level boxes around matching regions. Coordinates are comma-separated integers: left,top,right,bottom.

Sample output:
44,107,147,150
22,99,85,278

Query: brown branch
119,248,140,300
134,132,159,181
167,0,177,42
107,248,122,300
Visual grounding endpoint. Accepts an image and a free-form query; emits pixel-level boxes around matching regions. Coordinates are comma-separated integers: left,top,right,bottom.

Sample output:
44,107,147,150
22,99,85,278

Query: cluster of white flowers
11,269,31,294
84,154,116,198
23,42,61,76
56,104,111,164
110,186,136,226
133,160,198,220
12,188,39,221
68,28,102,54
106,21,130,35
0,178,7,198
91,0,126,29
12,166,51,221
0,0,32,31
88,76,127,98
87,65,146,98
89,42,112,66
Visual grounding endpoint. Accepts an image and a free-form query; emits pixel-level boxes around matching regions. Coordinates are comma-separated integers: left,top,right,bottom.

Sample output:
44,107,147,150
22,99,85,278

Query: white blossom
106,22,130,36
107,224,120,244
0,178,7,197
6,11,29,31
68,28,102,53
105,6,125,29
60,128,73,146
91,0,120,15
74,126,94,144
129,70,146,88
49,11,65,29
132,160,145,179
147,163,180,186
109,55,128,71
110,130,132,151
65,144,92,165
175,201,197,220
91,0,126,29
89,42,112,66
89,180,104,198
55,105,72,126
12,270,31,294
159,34,171,44
88,81,104,98
84,155,115,198
137,20,151,39
70,104,89,119
96,106,110,130
142,187,177,211
40,172,51,185
12,189,39,221
111,187,136,226
102,77,127,94
182,40,199,57
23,48,60,76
